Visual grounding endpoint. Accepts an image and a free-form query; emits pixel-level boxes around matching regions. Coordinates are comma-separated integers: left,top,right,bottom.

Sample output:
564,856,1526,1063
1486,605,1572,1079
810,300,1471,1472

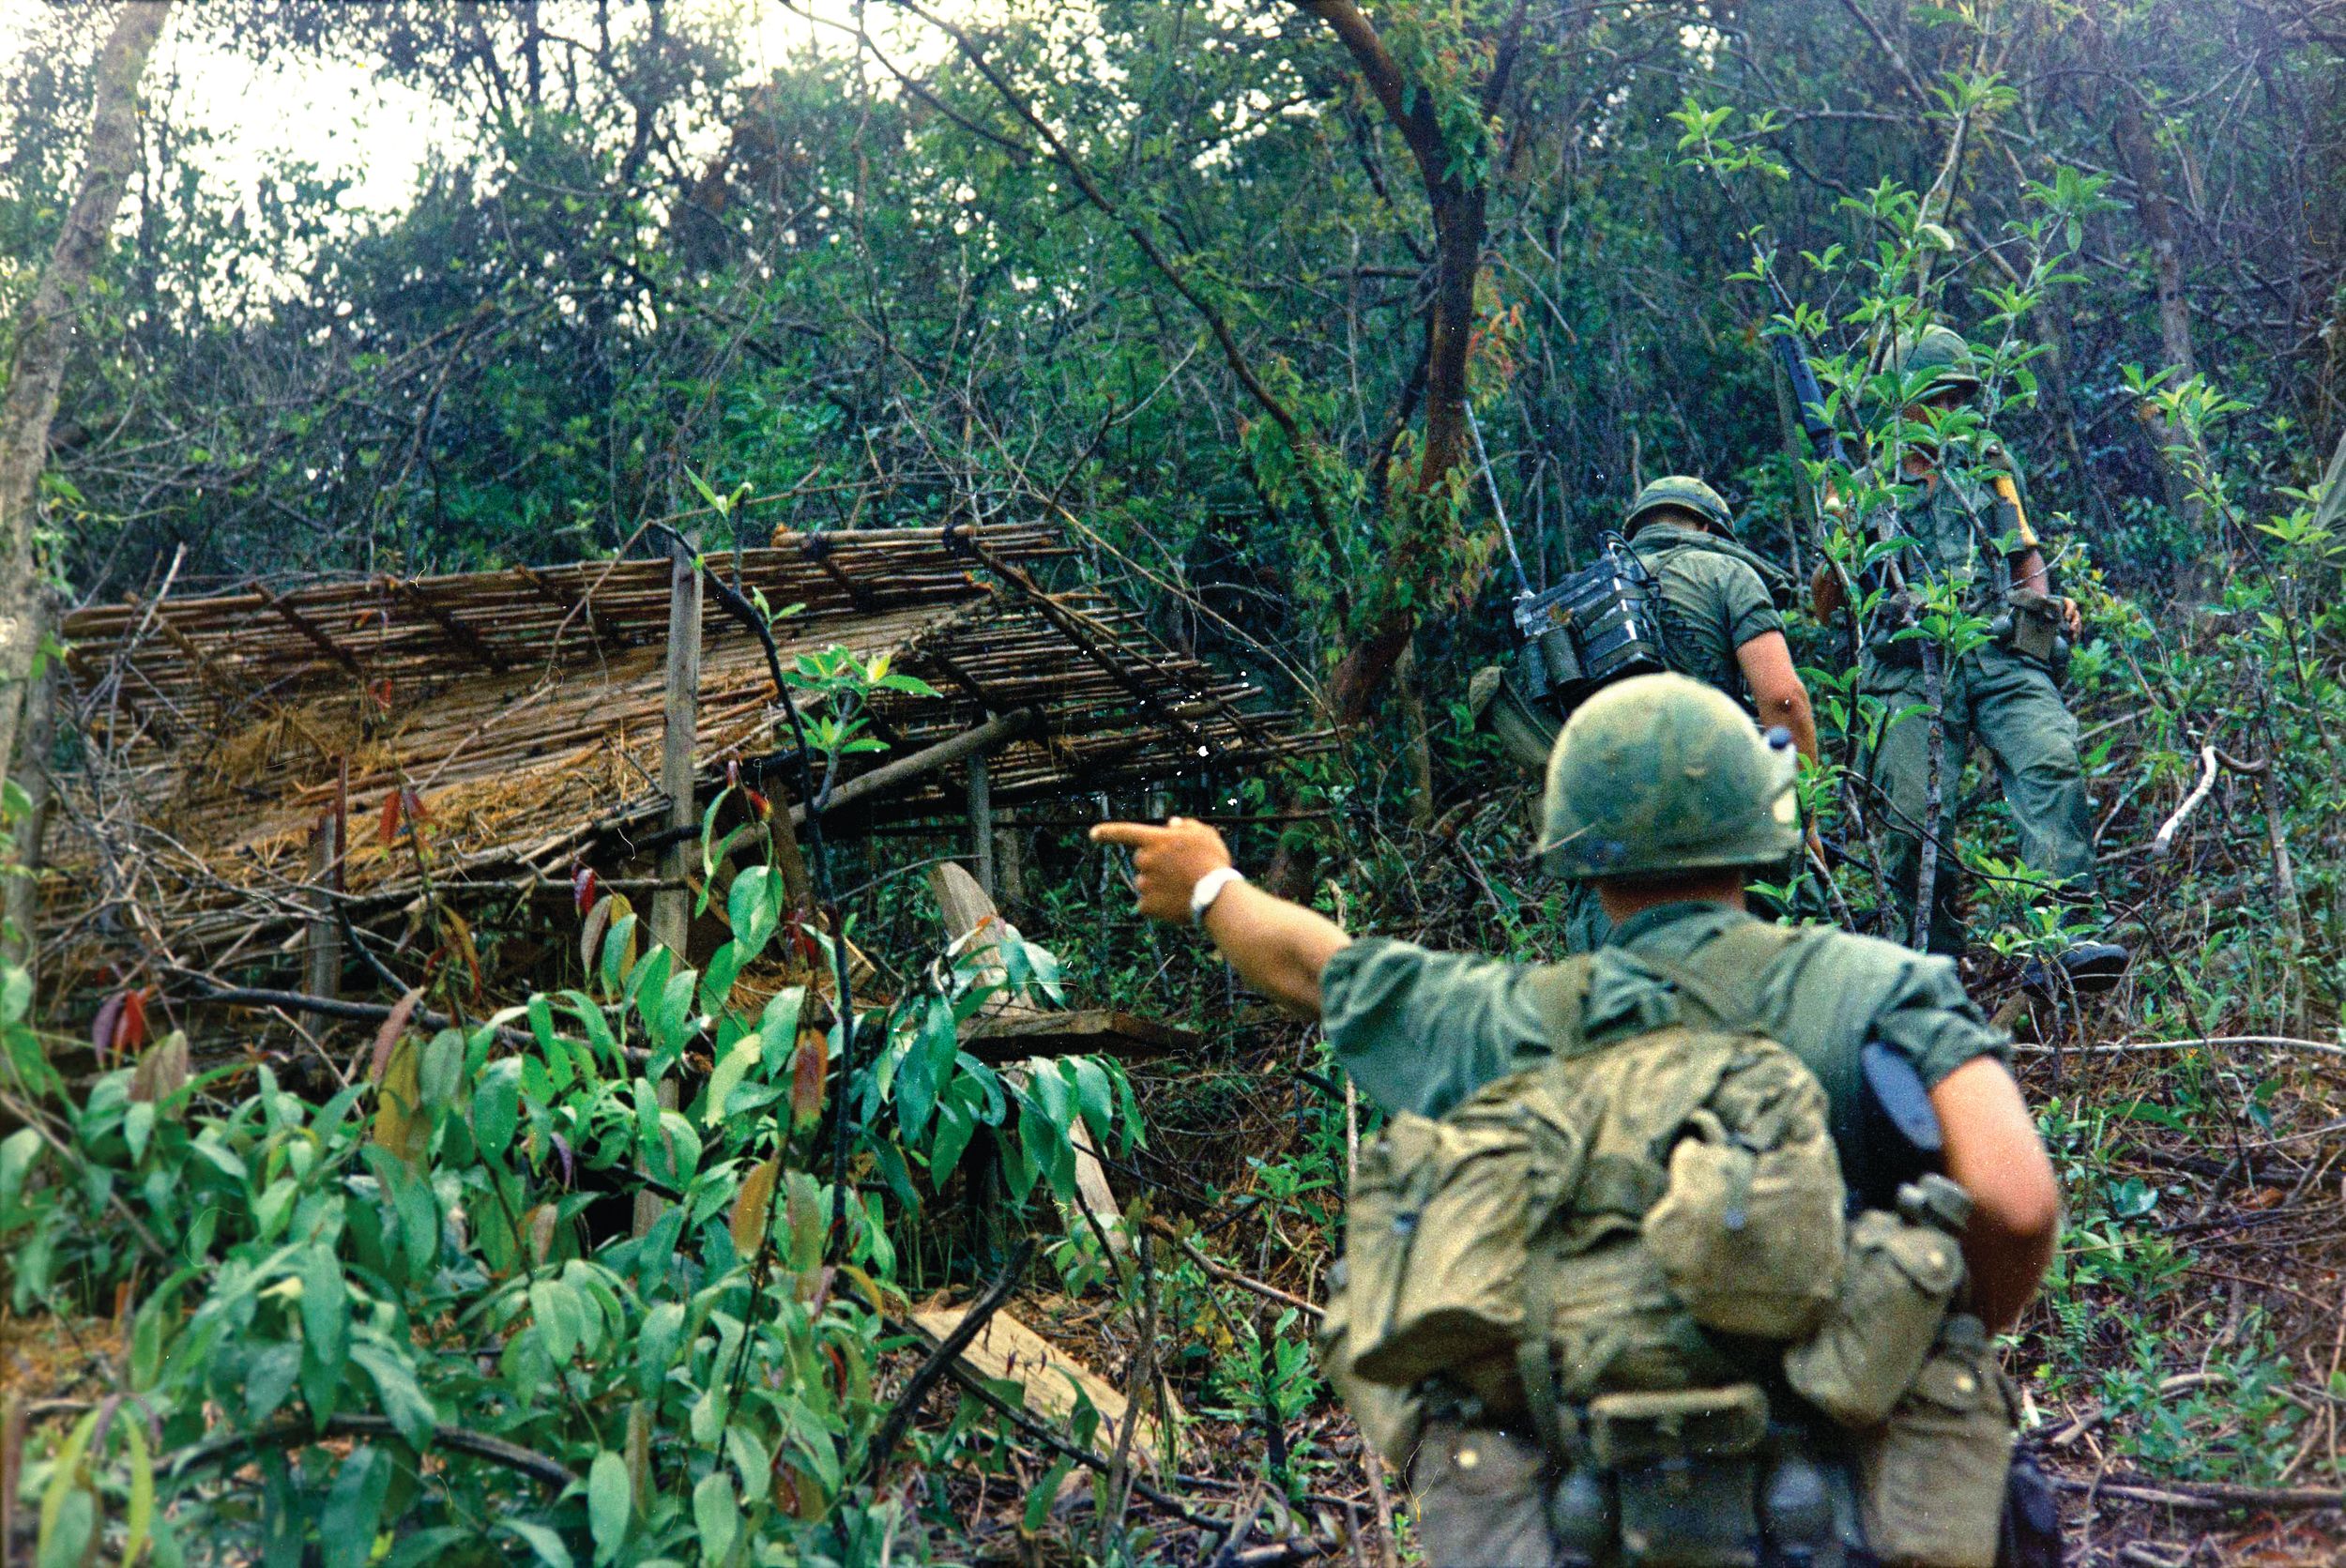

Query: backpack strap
1522,955,1597,1054
1635,920,1806,1031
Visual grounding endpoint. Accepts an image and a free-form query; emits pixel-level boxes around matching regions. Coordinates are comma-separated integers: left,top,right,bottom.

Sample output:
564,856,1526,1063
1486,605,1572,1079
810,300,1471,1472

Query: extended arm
1734,630,1818,767
1089,818,1349,1019
1929,1057,2060,1332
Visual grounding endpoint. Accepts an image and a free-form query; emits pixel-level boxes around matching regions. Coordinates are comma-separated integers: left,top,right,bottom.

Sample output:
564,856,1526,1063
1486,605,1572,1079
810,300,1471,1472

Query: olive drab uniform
1321,913,2022,1568
1469,479,1795,952
1319,677,2047,1568
1851,438,2095,959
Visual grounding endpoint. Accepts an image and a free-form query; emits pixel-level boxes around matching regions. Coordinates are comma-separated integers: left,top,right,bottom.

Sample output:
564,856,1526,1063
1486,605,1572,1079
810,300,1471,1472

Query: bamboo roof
51,523,1315,967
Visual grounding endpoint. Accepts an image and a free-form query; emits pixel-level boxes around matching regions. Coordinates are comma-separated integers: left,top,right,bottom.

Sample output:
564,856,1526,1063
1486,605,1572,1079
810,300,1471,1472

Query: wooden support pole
636,533,701,1240
303,810,342,1000
969,750,995,899
785,708,1033,827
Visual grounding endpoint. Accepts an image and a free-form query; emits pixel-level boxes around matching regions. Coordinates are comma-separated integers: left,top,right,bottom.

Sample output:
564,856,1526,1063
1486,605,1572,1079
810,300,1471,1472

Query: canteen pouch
1591,1386,1767,1568
1642,1109,1846,1340
1854,1320,2017,1568
1784,1209,1965,1427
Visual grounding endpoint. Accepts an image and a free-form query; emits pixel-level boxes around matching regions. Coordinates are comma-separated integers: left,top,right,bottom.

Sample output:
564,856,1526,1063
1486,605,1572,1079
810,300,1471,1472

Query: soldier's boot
2020,941,2129,997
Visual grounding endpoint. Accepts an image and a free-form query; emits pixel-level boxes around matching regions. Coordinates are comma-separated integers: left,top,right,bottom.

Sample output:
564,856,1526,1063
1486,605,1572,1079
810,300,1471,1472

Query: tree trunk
0,2,168,784
2093,8,2206,525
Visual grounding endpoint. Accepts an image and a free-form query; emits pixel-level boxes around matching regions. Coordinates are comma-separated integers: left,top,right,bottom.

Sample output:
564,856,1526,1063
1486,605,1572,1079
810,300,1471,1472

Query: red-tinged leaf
91,992,127,1060
790,1028,828,1135
732,1157,780,1255
370,677,395,710
401,786,428,824
369,987,425,1082
118,988,152,1054
726,758,741,789
746,787,771,818
377,790,403,846
579,895,617,975
571,865,600,917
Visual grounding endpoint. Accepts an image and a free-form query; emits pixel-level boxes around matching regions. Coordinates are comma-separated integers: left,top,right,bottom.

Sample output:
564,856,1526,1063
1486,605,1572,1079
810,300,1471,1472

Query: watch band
1189,865,1247,926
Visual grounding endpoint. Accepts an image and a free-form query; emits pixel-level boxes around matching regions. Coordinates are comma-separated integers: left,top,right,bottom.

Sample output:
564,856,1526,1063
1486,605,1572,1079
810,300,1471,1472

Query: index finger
1089,821,1169,848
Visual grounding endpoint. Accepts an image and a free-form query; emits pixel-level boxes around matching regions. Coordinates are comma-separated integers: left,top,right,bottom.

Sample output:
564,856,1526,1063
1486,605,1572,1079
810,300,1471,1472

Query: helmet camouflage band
1890,324,1983,401
1623,475,1737,538
1539,673,1803,879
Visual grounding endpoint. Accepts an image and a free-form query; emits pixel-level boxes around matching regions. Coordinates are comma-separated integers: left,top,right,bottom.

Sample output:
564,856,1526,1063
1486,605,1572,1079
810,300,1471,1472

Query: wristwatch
1189,865,1247,926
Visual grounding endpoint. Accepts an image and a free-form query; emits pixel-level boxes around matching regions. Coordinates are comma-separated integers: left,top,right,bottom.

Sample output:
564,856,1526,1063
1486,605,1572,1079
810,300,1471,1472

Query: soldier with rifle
1820,325,2127,989
1471,471,1820,951
1091,675,2063,1568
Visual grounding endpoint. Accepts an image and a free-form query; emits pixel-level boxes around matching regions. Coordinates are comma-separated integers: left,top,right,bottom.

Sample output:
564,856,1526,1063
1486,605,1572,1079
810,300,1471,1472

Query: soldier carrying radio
1092,675,2062,1568
1470,473,1820,951
1819,324,2127,990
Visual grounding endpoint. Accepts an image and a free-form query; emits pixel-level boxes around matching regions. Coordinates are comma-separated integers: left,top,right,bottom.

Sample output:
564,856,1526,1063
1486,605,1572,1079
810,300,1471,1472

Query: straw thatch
48,523,1315,973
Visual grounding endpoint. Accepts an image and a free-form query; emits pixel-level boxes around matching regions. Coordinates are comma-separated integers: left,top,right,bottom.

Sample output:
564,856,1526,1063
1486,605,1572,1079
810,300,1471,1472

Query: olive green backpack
1321,924,1849,1459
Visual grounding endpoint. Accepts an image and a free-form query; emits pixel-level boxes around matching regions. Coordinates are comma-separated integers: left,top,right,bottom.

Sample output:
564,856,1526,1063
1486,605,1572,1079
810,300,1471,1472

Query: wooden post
997,808,1024,912
636,533,701,1239
303,809,342,999
968,751,995,899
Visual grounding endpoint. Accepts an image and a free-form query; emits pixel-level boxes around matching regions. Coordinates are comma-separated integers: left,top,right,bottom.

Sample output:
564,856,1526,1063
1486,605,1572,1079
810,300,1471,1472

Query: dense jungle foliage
4,1,2346,1564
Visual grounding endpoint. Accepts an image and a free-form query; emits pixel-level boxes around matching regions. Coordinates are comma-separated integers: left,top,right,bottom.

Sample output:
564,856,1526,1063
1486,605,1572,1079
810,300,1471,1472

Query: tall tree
0,0,168,778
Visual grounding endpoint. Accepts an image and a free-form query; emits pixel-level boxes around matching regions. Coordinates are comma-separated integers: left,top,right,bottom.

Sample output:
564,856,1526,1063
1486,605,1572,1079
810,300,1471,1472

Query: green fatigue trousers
1863,642,2095,956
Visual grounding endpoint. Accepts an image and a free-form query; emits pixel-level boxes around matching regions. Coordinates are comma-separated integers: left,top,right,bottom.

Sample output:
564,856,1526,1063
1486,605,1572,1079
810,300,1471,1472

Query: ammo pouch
1586,1386,1767,1568
1991,589,2073,680
1852,1317,2018,1568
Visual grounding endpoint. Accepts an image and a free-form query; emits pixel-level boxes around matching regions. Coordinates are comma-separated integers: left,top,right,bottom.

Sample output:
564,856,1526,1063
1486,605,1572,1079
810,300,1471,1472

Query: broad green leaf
320,1447,392,1568
473,1058,523,1160
498,1519,575,1568
705,1038,759,1131
693,1474,740,1566
299,1245,349,1420
350,1341,438,1448
588,1451,632,1563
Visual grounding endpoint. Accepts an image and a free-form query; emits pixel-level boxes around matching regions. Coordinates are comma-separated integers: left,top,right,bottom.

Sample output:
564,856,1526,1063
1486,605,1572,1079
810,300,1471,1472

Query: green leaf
473,1058,522,1160
320,1447,393,1568
1023,1457,1074,1531
693,1473,740,1566
0,1127,41,1213
498,1519,575,1568
531,1277,580,1363
704,1038,759,1131
37,1408,101,1568
588,1451,632,1563
930,1100,976,1190
350,1341,438,1448
300,1245,349,1421
758,987,805,1073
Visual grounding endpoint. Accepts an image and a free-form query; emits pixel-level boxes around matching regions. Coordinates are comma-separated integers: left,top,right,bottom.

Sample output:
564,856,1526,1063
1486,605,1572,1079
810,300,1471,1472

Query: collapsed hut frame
36,522,1318,1011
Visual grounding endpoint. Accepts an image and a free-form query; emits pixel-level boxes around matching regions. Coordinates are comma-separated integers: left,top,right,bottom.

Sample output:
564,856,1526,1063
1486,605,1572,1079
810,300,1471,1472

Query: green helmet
1539,673,1802,879
1623,475,1736,538
1890,325,1982,401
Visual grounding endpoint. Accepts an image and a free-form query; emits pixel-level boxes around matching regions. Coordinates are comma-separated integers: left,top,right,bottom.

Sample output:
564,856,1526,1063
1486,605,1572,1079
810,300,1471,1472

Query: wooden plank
963,1010,1196,1062
908,1306,1163,1459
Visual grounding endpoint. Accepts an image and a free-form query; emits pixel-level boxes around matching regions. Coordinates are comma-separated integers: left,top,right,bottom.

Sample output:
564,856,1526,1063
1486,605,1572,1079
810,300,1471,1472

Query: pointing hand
1088,817,1233,925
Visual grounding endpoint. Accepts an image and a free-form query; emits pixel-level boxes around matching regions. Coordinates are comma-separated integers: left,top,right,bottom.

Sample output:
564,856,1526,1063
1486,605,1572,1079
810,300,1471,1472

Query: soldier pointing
1095,674,2060,1567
